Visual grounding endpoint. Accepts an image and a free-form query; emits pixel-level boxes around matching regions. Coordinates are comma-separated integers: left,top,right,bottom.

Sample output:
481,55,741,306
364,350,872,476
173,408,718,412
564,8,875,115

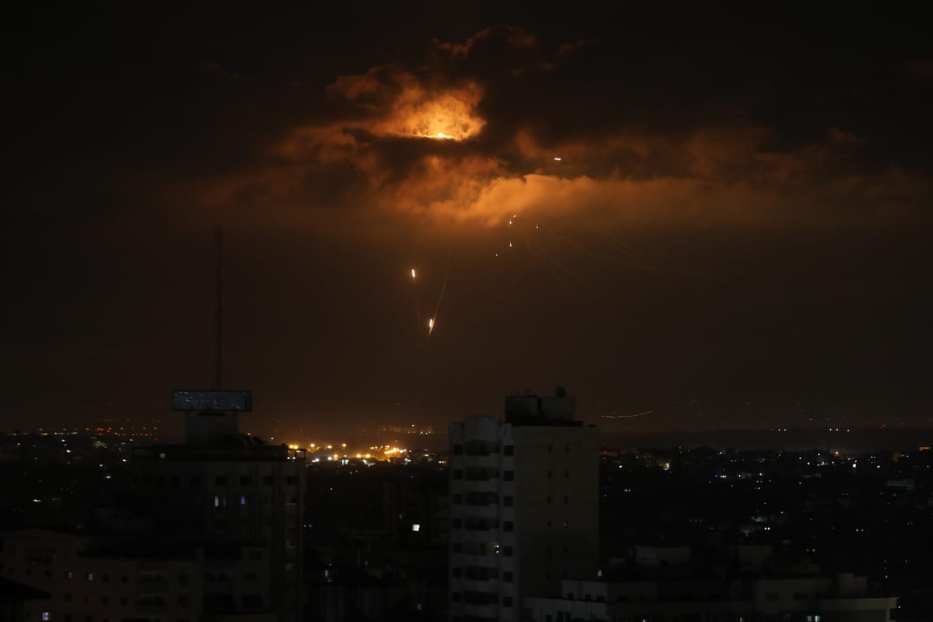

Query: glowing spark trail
553,156,562,161
600,410,655,420
410,267,417,280
427,317,435,334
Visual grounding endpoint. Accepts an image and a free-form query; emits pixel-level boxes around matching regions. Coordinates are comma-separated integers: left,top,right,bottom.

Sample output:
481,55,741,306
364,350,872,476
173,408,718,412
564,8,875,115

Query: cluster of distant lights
14,425,158,436
285,443,430,466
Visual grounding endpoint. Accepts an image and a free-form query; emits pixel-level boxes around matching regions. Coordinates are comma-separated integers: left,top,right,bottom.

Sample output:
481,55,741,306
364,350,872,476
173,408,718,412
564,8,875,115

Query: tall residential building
448,388,599,622
129,389,305,622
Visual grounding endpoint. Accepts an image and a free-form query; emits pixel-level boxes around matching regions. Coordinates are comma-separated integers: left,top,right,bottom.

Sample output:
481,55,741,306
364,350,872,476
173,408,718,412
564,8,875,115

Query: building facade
448,389,600,622
131,437,305,621
525,575,898,622
0,529,211,622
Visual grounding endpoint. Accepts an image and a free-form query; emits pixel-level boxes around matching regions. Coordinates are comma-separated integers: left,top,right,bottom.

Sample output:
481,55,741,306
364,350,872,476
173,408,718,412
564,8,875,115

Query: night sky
4,3,933,436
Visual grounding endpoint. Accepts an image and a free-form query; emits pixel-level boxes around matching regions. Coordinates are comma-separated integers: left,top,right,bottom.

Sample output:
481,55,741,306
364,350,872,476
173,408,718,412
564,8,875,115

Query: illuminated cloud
184,27,932,231
326,67,485,141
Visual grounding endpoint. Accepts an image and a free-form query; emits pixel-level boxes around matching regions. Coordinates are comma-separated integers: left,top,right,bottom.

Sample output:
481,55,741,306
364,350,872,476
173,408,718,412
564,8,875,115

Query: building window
101,596,109,605
565,444,571,453
503,546,513,557
86,572,94,582
215,476,227,486
452,543,462,552
546,470,553,479
503,521,514,531
101,573,109,583
452,519,462,529
546,496,552,504
452,470,463,480
563,496,569,504
564,469,569,478
453,444,463,455
263,475,274,485
547,444,553,453
503,496,514,507
452,494,462,504
503,445,514,456
504,571,513,582
503,596,513,607
452,592,461,602
120,598,128,606
64,594,72,602
240,476,252,485
503,470,514,481
286,476,298,485
563,521,569,528
452,567,461,578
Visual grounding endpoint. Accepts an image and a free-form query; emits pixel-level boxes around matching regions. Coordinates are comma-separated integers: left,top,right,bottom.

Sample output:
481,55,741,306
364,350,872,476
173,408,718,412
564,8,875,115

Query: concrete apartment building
448,388,599,622
0,391,305,622
0,529,210,622
130,392,306,621
131,438,305,620
524,574,898,622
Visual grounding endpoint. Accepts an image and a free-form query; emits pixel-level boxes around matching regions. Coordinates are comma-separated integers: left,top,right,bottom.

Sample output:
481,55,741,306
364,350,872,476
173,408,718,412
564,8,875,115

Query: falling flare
508,241,513,248
410,267,417,280
553,156,562,161
427,317,436,335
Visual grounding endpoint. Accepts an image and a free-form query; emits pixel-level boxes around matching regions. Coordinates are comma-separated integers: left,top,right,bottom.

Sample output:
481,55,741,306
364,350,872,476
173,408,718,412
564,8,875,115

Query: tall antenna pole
214,226,224,389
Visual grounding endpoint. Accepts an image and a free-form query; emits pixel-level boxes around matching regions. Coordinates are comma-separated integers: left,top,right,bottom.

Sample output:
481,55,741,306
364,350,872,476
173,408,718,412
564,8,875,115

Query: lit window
240,495,247,506
42,613,50,621
412,523,421,532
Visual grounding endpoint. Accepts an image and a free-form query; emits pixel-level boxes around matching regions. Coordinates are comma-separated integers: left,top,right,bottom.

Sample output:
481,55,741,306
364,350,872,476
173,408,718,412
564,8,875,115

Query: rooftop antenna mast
213,226,224,390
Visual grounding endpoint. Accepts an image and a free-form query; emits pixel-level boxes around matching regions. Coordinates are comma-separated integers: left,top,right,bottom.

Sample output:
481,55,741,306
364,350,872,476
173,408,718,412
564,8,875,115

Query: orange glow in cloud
375,82,485,141
328,68,485,142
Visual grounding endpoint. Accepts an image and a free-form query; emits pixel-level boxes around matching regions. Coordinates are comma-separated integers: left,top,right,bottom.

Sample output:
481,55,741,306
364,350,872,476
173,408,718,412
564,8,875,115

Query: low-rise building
0,529,276,622
524,574,897,622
